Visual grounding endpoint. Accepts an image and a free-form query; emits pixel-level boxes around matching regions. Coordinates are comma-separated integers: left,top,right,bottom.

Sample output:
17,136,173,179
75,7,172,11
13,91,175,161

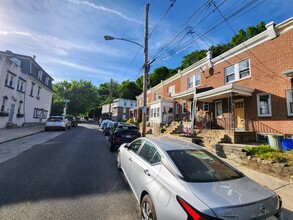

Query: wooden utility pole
142,3,149,137
109,78,113,116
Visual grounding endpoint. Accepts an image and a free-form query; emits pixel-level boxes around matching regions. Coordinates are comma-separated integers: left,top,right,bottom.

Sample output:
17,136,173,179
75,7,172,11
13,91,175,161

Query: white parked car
117,137,283,220
45,116,71,131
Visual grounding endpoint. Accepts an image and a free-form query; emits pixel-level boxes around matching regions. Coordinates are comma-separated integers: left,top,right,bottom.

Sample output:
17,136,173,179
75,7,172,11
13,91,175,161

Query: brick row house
0,50,54,128
134,17,293,142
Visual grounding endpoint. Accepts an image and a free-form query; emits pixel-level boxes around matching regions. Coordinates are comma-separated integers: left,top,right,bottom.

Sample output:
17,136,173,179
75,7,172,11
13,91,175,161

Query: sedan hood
188,177,279,219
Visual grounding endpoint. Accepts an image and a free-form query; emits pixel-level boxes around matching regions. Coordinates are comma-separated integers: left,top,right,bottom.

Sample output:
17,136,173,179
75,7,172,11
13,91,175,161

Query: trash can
282,139,293,151
267,134,284,150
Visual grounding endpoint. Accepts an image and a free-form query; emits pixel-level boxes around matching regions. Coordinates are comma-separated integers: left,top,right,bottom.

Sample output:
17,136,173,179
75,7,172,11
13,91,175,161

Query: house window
167,85,175,95
139,100,142,107
224,66,235,83
195,73,201,86
188,76,194,88
257,93,272,117
33,108,40,118
225,59,250,83
154,92,160,101
5,72,15,88
38,71,43,81
1,96,8,112
286,89,293,116
45,77,49,85
203,102,209,112
154,108,156,117
17,78,25,92
182,102,187,114
30,82,35,96
157,107,160,118
124,101,126,106
239,59,250,79
215,101,223,117
175,103,179,114
150,109,154,117
37,86,41,99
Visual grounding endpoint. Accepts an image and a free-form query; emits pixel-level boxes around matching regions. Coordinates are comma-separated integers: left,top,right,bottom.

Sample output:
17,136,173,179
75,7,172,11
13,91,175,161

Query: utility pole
142,3,149,137
109,78,113,117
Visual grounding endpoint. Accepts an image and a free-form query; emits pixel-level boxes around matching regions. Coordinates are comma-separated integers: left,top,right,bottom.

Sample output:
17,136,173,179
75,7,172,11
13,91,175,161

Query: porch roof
172,86,214,99
195,84,255,102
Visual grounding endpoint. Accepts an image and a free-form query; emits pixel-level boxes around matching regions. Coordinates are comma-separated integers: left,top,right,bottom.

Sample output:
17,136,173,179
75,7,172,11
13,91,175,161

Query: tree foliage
118,80,142,99
180,50,207,69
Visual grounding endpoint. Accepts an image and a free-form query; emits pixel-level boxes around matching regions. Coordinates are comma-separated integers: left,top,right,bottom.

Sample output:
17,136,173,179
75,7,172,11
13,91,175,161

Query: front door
234,100,245,129
8,104,15,122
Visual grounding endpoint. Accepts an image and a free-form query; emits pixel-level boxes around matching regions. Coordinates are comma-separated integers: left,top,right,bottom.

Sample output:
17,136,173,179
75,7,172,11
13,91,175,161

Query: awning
172,86,214,99
195,84,255,102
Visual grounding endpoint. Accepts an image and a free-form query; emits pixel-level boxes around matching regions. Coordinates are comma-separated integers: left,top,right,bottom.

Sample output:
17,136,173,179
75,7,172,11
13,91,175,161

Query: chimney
32,55,36,60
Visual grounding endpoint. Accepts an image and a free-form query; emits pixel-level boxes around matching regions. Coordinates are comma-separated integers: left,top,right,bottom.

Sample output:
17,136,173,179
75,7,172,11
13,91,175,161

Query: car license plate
126,135,131,138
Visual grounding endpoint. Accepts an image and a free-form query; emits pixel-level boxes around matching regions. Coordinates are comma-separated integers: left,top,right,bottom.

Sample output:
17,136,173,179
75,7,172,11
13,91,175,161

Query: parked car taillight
177,196,213,220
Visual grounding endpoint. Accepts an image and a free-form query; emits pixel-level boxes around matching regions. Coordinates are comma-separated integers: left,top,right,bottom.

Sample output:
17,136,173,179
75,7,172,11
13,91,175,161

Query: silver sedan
117,137,283,220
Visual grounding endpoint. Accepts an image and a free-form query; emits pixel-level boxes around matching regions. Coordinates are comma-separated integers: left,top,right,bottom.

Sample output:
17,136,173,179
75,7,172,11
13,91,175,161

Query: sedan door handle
144,169,150,176
128,157,132,162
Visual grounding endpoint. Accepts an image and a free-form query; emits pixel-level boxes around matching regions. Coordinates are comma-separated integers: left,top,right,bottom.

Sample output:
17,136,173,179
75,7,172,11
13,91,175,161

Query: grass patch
245,144,293,166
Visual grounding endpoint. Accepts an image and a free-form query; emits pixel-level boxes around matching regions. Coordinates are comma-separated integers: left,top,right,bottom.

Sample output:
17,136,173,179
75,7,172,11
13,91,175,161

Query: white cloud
67,0,142,24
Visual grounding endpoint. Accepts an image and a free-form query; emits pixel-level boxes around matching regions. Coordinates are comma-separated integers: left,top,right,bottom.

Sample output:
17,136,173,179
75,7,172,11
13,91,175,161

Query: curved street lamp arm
104,35,143,48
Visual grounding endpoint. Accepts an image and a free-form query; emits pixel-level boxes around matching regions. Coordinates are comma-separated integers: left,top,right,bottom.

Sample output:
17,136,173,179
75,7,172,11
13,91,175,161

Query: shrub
245,144,293,166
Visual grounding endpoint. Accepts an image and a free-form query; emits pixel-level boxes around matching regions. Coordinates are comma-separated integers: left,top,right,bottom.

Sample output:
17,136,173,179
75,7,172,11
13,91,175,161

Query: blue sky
0,0,292,87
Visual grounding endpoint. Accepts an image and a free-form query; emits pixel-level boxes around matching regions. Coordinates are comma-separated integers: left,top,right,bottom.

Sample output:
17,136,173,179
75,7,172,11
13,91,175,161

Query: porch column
230,92,235,132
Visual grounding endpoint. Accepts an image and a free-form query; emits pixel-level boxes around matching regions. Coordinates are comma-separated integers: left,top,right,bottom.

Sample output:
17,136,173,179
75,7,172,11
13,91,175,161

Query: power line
148,0,177,39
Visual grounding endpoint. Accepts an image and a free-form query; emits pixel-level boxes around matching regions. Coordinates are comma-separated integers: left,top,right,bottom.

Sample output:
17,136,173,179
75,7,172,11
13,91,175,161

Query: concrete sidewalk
0,125,292,219
0,124,45,144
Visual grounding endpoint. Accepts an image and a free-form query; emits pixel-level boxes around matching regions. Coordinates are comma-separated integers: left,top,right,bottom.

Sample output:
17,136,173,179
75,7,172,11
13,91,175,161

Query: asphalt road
0,123,140,220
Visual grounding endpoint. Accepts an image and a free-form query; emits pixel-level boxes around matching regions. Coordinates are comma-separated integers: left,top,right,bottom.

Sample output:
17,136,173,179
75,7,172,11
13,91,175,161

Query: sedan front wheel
141,194,157,220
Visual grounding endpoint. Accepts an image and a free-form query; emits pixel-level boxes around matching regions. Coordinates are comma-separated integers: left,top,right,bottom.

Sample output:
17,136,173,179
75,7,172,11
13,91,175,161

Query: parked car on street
117,137,283,220
108,122,141,151
66,116,78,127
45,116,71,131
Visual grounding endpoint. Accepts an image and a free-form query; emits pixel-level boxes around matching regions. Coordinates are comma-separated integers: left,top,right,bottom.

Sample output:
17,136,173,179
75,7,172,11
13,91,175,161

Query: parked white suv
45,116,71,131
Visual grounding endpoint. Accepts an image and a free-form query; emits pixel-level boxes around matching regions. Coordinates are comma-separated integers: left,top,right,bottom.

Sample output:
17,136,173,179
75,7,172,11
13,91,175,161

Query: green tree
51,80,99,116
230,29,247,47
209,43,232,58
247,21,266,38
149,66,170,87
180,50,207,69
118,80,142,99
136,75,143,89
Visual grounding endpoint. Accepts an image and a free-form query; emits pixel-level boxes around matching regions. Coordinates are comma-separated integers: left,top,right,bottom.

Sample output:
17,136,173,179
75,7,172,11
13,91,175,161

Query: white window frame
150,109,154,118
257,93,272,117
203,102,209,112
45,77,49,85
225,59,250,84
167,85,175,95
215,101,223,118
17,78,25,92
175,103,179,114
5,72,15,88
157,107,160,118
38,71,43,81
195,73,201,86
188,76,194,88
182,102,186,114
286,89,293,116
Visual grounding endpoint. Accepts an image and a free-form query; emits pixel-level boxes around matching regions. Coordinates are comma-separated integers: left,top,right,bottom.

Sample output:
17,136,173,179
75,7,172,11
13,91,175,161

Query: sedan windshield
167,150,243,182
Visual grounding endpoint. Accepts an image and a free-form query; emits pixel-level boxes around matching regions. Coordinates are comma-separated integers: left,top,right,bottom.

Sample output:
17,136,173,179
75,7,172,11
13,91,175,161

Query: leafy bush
245,144,293,166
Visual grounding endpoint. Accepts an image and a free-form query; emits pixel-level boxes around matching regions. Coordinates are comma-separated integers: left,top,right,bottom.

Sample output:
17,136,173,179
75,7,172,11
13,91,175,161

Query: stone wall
212,143,293,182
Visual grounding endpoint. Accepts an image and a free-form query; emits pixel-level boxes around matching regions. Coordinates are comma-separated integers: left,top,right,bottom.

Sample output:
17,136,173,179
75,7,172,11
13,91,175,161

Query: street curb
0,130,45,145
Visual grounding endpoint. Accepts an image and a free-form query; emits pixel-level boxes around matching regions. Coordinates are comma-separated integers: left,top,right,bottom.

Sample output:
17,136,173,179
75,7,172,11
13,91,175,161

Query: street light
104,4,149,137
104,36,143,48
